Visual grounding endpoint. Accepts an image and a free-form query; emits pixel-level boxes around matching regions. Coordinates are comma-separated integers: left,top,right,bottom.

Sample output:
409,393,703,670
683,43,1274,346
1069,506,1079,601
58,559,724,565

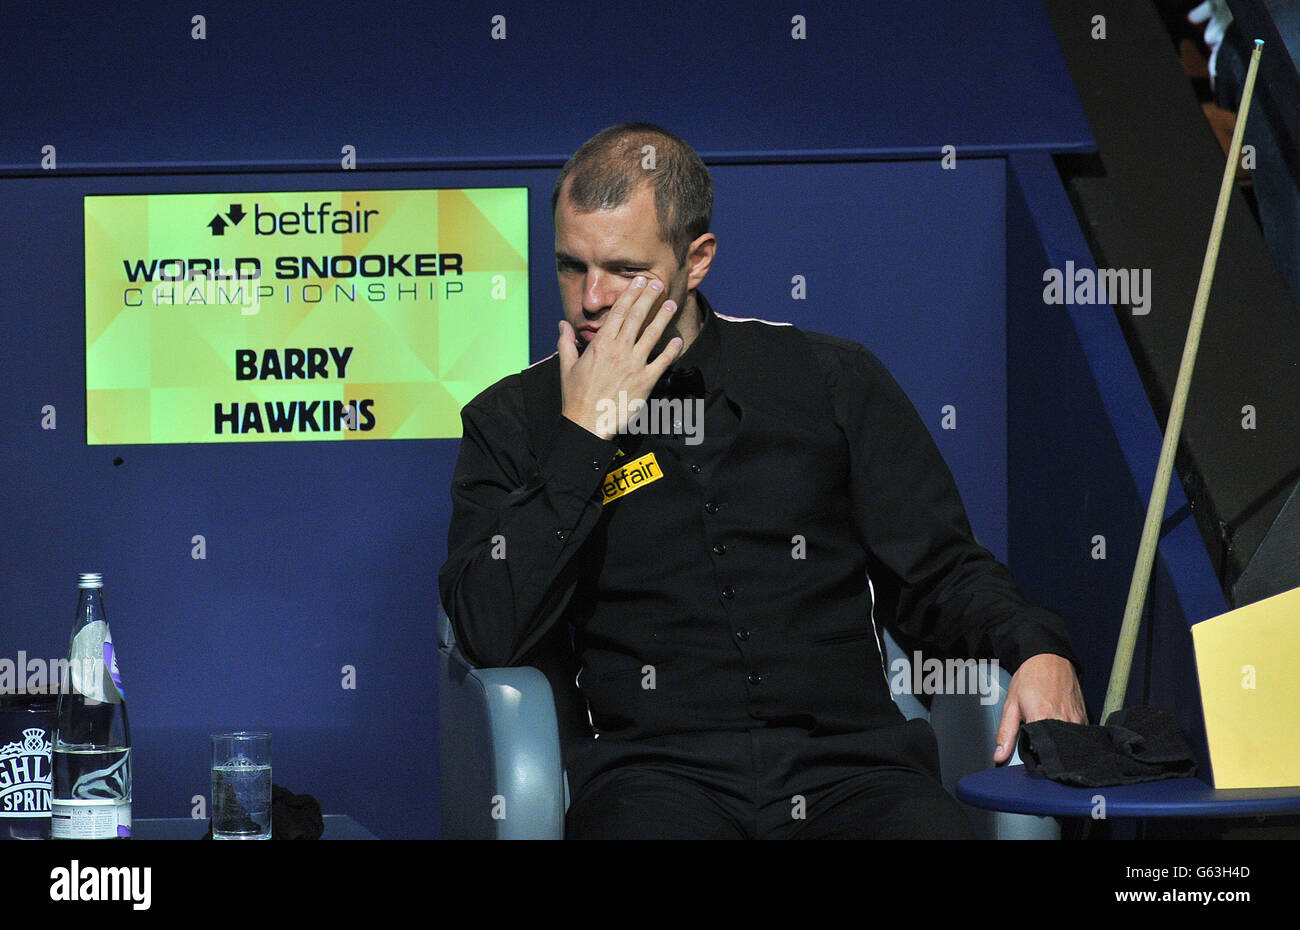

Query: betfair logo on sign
602,453,662,505
207,200,380,236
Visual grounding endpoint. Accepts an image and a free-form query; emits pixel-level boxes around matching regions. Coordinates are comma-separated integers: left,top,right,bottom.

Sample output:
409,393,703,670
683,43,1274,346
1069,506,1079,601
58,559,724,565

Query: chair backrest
882,629,931,721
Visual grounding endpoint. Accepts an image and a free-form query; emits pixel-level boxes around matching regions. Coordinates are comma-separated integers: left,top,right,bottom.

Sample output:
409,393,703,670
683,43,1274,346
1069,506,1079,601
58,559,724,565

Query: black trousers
564,719,976,840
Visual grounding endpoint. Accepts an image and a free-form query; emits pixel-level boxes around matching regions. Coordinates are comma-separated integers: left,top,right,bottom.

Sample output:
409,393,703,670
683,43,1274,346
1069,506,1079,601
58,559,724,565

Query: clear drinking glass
210,732,271,840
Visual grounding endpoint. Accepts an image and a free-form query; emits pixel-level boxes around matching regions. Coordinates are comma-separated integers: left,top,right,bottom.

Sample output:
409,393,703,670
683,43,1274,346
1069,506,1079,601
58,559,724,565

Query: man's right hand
557,276,683,440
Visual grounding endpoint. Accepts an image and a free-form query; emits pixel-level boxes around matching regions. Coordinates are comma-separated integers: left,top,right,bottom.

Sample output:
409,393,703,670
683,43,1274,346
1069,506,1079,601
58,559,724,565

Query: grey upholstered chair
437,605,1058,839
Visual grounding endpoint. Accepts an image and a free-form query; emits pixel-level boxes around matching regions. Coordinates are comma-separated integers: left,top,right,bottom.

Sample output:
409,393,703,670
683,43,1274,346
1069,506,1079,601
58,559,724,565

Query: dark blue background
3,0,1091,174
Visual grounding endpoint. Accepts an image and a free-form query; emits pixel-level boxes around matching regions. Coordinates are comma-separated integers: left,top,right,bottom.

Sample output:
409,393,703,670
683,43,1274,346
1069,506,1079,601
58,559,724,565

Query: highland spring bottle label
0,727,52,818
0,696,57,839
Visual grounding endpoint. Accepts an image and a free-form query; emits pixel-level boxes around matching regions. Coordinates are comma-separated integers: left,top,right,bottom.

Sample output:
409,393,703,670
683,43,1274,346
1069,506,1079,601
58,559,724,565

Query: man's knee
565,767,747,840
787,769,976,840
866,794,976,840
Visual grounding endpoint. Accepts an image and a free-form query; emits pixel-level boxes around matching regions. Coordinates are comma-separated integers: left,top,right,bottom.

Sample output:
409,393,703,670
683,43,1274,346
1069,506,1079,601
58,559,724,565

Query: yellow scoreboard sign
84,188,528,443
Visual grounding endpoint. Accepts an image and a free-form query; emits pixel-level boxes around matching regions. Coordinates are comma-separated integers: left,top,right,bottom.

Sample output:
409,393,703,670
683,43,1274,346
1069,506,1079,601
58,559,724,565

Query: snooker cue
1101,39,1265,721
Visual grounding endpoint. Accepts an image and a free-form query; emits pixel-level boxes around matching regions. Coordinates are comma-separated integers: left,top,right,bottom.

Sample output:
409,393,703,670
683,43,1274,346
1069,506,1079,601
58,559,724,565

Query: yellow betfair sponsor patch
601,452,662,505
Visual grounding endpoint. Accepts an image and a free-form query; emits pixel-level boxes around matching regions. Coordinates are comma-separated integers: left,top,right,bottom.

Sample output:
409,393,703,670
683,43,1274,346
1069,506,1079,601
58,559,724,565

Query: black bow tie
653,365,705,400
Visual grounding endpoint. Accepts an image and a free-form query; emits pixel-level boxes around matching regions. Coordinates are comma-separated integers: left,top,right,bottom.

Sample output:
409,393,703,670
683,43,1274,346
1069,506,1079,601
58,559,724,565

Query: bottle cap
78,572,103,589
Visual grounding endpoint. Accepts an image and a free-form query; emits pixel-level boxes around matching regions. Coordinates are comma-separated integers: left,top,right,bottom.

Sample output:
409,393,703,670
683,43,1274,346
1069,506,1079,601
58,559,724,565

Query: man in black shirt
439,123,1087,839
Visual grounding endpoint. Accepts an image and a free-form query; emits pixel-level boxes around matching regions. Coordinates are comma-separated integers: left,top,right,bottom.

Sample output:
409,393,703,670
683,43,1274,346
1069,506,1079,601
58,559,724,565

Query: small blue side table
958,765,1300,821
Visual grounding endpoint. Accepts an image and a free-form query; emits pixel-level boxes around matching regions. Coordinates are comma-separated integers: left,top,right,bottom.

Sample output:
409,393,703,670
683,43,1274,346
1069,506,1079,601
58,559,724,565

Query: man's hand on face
993,653,1088,764
557,275,684,441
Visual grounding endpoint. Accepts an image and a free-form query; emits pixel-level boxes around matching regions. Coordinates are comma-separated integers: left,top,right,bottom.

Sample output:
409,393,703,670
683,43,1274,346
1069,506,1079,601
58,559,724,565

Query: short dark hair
552,122,712,266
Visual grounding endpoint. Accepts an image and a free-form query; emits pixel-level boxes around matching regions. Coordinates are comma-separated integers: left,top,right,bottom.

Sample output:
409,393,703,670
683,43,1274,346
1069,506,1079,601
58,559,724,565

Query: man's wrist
1018,650,1083,678
562,408,613,441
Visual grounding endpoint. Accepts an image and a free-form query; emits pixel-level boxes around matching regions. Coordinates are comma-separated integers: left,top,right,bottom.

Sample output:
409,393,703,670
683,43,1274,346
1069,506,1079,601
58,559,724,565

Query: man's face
554,179,690,352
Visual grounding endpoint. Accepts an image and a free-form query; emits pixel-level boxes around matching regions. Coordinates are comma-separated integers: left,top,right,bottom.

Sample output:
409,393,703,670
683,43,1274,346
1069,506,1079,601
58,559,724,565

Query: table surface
957,765,1300,818
132,814,378,840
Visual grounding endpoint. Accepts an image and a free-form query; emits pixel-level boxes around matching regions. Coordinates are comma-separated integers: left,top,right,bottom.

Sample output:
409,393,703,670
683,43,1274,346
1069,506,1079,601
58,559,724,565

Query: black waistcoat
519,316,905,739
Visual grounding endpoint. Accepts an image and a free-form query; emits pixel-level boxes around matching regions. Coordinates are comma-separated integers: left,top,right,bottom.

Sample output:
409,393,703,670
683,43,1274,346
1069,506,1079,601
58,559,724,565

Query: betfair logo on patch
602,452,662,505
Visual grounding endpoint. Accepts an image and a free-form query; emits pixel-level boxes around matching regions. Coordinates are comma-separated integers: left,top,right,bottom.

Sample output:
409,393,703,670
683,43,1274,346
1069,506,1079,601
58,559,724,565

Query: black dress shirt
438,291,1081,741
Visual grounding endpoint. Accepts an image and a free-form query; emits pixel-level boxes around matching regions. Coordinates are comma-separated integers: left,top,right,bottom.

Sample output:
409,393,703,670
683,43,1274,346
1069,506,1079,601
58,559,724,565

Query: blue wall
1006,153,1229,778
3,0,1091,174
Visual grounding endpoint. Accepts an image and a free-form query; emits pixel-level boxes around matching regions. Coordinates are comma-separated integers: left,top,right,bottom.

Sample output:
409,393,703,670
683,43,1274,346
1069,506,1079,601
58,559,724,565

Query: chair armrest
929,662,1059,839
438,639,566,839
928,661,1014,790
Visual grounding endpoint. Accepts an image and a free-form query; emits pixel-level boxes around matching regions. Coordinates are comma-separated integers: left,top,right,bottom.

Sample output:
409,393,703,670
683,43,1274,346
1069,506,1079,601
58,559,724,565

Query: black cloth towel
1016,706,1198,787
202,784,324,840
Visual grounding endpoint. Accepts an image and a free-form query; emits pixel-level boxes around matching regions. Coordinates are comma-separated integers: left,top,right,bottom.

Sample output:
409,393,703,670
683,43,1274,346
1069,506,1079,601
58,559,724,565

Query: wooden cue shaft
1101,39,1265,721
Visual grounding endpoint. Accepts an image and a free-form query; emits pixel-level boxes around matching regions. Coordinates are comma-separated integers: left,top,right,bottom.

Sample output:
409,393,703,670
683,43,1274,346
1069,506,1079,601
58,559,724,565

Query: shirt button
689,464,701,474
554,529,567,541
721,585,735,599
712,543,727,556
590,460,602,471
747,673,763,686
735,628,750,641
704,501,719,514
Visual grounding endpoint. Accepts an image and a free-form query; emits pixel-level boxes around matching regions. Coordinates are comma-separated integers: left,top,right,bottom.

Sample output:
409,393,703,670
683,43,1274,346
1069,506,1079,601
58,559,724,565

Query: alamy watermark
889,652,1001,705
0,653,103,697
595,391,704,446
1043,261,1152,315
50,860,151,910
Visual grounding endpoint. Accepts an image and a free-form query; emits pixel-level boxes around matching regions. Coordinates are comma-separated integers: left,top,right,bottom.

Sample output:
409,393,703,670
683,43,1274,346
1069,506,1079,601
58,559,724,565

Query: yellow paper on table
1191,584,1300,789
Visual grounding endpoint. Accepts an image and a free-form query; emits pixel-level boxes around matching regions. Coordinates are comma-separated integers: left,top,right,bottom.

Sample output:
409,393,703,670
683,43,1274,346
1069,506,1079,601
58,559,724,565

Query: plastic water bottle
51,573,131,839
